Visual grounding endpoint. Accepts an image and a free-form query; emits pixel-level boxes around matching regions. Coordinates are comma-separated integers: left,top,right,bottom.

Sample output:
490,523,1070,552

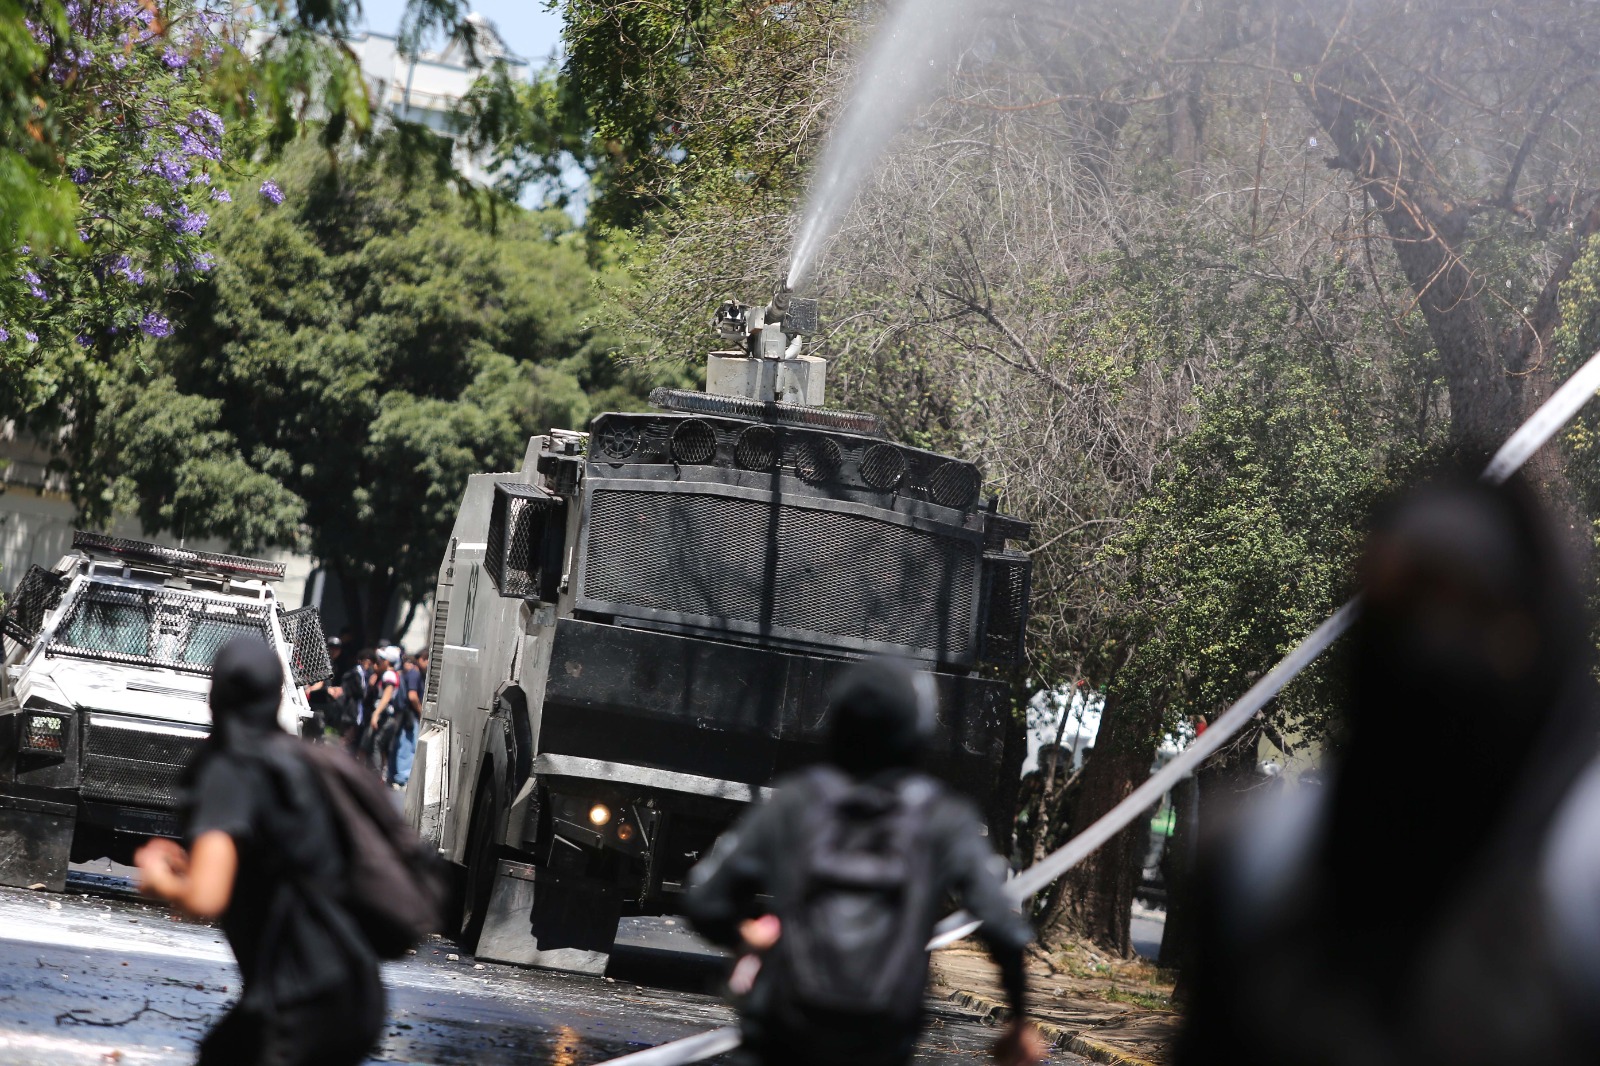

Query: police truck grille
581,488,980,662
81,724,202,809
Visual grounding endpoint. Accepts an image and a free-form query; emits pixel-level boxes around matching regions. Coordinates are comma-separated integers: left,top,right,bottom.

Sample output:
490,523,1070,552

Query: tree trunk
333,565,395,652
1042,691,1161,956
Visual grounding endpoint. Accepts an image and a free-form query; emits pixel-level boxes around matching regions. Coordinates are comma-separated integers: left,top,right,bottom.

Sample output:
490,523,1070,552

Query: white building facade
346,14,531,186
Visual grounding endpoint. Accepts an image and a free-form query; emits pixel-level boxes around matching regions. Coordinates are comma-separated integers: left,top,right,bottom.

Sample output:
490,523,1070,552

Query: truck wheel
457,776,499,953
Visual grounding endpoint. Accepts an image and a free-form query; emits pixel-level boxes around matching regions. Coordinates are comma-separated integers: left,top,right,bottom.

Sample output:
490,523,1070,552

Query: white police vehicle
0,532,331,890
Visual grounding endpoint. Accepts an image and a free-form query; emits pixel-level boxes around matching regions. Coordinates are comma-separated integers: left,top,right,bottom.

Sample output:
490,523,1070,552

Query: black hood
208,636,285,746
1328,470,1594,924
826,658,936,776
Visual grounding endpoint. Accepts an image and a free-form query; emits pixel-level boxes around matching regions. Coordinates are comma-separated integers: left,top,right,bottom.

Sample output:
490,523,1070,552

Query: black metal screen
1,565,66,649
980,550,1032,665
581,487,981,662
485,481,559,599
48,583,272,675
81,722,202,809
281,606,333,686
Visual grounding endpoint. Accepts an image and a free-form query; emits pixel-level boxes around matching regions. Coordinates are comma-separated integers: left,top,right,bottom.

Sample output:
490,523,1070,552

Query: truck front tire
457,775,499,953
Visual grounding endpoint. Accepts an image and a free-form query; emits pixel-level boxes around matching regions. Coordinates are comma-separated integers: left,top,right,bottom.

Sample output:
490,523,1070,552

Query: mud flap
475,858,620,975
0,794,75,892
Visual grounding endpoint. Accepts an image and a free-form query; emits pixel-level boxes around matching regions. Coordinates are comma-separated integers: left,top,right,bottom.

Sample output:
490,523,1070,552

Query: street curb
1064,1033,1162,1066
942,989,1163,1066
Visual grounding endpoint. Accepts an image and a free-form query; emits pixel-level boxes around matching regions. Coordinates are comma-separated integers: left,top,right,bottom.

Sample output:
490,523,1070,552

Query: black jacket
686,768,1031,1062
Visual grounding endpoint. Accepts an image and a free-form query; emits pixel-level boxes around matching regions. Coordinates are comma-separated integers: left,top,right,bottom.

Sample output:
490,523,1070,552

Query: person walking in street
685,658,1045,1066
367,646,402,778
389,650,423,790
340,648,375,755
134,637,385,1066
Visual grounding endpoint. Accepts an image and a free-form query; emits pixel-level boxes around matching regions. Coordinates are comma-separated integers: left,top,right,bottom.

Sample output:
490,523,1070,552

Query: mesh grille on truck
48,583,272,675
80,723,202,809
580,487,980,662
1,565,65,649
980,550,1032,665
280,605,333,685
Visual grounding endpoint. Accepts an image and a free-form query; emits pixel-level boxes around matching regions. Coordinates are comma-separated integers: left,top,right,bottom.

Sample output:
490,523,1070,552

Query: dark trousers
741,1016,918,1066
198,985,385,1066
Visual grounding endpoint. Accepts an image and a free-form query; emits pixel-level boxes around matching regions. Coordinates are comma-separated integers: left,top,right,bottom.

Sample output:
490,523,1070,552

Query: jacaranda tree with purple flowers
1,0,231,422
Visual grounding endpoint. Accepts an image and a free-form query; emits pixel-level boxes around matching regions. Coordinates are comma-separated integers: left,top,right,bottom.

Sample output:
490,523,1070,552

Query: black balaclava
827,658,935,776
208,636,285,749
1328,471,1588,939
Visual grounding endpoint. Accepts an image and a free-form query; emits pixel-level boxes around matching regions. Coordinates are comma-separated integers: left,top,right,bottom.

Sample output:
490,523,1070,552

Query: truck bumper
0,792,74,891
476,859,621,975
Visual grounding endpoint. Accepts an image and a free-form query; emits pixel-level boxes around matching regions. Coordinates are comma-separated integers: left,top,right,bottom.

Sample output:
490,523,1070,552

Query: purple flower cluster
189,109,224,140
0,328,9,343
179,129,220,162
259,180,285,206
211,188,231,203
147,152,190,187
169,205,208,236
23,272,47,300
70,167,91,185
140,312,171,338
108,255,146,286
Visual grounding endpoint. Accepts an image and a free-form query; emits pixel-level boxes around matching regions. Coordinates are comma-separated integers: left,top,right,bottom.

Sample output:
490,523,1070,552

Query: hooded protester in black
1178,472,1600,1066
685,658,1038,1066
174,637,385,1066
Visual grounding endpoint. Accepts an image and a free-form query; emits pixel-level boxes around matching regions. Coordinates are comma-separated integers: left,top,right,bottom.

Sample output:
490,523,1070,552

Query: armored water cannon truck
0,532,333,891
408,289,1034,973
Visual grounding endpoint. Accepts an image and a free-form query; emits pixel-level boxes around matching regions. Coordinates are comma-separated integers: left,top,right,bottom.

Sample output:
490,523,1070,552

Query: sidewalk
929,940,1180,1066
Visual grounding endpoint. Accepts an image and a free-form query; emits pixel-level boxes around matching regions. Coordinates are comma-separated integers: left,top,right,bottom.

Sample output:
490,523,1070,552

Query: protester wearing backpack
134,638,443,1066
685,659,1046,1066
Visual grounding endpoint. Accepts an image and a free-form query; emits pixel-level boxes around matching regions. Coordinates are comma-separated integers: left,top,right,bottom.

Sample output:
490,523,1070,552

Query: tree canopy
93,137,642,640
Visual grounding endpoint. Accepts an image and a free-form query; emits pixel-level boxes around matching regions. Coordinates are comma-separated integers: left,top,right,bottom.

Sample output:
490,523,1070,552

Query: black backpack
300,744,450,958
767,766,941,1026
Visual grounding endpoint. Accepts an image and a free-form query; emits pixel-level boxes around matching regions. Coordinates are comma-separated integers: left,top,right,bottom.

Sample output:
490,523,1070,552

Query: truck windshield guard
47,582,273,675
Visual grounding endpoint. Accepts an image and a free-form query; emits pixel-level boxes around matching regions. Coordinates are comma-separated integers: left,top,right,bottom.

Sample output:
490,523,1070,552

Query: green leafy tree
94,137,639,641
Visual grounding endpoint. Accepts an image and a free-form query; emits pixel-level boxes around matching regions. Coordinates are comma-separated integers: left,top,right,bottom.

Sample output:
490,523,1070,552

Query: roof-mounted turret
706,284,826,407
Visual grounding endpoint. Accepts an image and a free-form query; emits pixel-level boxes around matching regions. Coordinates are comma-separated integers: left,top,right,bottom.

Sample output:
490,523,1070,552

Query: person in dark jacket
135,638,385,1066
1178,471,1600,1066
685,658,1044,1066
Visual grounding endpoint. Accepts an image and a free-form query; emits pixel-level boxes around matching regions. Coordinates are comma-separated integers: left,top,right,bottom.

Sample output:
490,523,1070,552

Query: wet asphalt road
0,875,1082,1066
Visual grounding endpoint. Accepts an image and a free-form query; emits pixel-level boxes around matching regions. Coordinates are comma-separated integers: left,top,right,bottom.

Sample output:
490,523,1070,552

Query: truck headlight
588,803,612,827
23,713,66,753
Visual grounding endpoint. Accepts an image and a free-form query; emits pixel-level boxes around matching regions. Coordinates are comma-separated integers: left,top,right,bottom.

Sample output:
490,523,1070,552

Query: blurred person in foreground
135,638,384,1066
1178,471,1600,1066
685,659,1046,1066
